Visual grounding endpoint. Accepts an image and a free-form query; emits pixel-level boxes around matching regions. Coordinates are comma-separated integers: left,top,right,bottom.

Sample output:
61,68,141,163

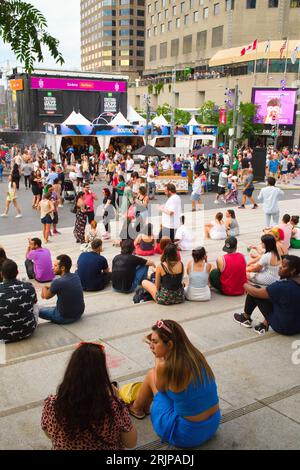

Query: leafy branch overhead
0,0,64,72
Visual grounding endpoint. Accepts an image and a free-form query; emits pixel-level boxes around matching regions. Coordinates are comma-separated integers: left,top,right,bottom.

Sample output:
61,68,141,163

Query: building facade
145,0,300,73
81,0,145,77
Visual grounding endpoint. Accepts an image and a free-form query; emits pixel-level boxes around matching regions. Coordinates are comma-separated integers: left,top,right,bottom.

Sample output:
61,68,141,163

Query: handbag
126,204,135,220
119,382,142,405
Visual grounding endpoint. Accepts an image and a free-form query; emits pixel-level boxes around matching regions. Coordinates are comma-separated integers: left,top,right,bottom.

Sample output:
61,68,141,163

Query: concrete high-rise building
80,0,145,77
144,0,299,73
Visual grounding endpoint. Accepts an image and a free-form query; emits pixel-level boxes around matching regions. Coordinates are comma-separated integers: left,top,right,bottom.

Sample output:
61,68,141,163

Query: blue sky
0,0,81,75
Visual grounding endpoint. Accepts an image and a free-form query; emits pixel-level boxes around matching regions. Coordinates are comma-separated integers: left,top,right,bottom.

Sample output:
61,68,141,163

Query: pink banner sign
31,76,127,93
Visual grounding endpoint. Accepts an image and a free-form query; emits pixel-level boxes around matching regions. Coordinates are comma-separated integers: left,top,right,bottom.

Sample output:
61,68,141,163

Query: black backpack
133,287,152,304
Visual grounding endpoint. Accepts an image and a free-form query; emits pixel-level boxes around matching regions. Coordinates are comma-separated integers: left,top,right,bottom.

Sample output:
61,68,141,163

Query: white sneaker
16,214,23,218
0,213,8,217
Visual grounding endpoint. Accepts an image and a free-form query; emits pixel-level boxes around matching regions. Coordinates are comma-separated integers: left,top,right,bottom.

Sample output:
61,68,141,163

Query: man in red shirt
83,184,98,225
209,237,247,296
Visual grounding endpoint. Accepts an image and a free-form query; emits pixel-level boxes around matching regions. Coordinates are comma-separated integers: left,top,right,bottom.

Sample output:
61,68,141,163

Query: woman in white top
204,213,227,240
247,234,281,286
185,247,211,302
1,175,22,218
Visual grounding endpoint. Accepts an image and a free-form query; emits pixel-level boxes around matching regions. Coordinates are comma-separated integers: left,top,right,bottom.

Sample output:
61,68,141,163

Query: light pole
170,68,176,148
143,94,151,145
229,81,240,167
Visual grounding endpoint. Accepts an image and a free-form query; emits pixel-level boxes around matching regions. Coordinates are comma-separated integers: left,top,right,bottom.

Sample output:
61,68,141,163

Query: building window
158,12,162,21
214,3,220,14
168,20,172,31
136,60,144,66
183,34,192,54
197,30,207,50
160,41,167,59
184,14,189,25
226,0,235,10
172,5,176,15
268,0,278,5
180,2,185,13
193,11,199,21
246,0,256,8
290,0,300,6
171,38,179,56
161,23,165,33
203,7,208,18
165,9,169,18
212,25,223,47
154,26,158,35
176,17,180,28
147,28,151,37
150,45,157,61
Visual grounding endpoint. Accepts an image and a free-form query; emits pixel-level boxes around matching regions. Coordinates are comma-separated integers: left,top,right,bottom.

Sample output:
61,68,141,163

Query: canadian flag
240,40,258,56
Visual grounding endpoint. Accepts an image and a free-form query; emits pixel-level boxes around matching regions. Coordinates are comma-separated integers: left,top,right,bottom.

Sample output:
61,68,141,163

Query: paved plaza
0,193,300,450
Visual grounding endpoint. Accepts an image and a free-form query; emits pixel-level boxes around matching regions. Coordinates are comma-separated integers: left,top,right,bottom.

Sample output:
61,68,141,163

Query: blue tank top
166,369,219,417
188,262,209,289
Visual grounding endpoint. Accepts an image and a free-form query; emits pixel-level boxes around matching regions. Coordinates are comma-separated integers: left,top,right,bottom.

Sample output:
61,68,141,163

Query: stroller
63,179,76,203
225,188,239,205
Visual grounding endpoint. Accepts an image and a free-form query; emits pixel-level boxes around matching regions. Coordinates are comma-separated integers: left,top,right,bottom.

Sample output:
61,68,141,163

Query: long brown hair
152,320,215,390
55,343,120,440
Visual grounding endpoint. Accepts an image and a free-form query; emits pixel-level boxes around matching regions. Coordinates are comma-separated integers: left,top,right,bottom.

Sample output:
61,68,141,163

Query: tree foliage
155,103,191,125
0,0,64,72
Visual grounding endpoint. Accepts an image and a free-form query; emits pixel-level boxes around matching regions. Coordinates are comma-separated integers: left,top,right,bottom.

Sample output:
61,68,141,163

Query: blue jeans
114,265,149,293
39,307,81,325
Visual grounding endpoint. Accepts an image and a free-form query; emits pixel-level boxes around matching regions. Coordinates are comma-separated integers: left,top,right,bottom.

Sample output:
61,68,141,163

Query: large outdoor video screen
252,88,297,126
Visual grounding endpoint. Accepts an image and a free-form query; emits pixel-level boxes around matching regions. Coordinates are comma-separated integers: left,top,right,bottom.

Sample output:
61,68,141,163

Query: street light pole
144,94,151,145
170,68,176,148
229,82,239,167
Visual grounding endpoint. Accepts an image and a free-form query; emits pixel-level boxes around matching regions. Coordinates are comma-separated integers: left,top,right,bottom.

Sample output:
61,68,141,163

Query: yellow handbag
118,382,142,405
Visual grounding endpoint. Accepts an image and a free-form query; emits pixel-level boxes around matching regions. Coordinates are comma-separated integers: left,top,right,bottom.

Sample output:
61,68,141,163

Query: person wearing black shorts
239,168,258,209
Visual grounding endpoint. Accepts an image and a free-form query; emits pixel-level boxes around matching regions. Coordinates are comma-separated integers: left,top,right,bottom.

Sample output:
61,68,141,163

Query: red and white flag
240,39,257,56
280,40,287,59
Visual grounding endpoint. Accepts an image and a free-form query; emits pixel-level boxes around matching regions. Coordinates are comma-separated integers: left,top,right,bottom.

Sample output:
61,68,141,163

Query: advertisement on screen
252,88,297,126
31,76,127,94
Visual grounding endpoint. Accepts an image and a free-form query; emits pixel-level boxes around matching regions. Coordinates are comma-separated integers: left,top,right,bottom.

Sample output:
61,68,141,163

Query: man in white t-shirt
161,157,173,172
126,155,135,181
175,216,194,251
159,184,182,241
147,162,156,200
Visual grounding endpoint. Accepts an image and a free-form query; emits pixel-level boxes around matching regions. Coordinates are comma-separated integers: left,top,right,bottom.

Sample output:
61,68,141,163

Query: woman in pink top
278,214,293,250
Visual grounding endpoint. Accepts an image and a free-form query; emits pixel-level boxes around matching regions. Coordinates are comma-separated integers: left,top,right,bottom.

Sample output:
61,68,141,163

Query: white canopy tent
62,111,92,126
110,112,131,126
187,116,199,126
127,105,146,124
151,115,169,126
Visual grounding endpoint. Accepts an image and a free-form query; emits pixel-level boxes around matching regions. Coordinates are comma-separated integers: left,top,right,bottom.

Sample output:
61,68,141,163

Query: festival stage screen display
252,88,297,126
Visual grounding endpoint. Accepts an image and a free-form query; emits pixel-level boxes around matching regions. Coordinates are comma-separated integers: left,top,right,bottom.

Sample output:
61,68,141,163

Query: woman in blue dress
129,319,221,448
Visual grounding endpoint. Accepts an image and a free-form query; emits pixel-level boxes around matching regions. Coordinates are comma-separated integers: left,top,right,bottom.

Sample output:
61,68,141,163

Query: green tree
155,103,191,124
174,108,191,125
0,0,64,72
197,100,220,125
237,102,263,141
156,103,171,122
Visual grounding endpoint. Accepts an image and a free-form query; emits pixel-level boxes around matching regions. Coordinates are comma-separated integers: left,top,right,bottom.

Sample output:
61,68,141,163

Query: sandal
128,406,146,420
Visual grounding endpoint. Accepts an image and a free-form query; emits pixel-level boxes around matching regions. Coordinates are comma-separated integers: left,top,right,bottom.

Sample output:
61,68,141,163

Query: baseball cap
223,236,238,253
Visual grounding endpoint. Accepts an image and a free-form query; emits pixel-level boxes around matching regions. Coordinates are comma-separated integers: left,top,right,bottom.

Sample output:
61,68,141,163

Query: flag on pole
240,39,257,56
280,39,287,59
264,40,271,54
291,43,300,65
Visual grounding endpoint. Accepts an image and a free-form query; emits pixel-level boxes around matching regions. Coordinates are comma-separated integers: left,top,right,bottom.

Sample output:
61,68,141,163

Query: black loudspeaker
252,148,267,182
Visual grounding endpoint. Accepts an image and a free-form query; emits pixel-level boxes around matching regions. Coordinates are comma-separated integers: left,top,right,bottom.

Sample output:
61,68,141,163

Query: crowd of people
1,140,300,450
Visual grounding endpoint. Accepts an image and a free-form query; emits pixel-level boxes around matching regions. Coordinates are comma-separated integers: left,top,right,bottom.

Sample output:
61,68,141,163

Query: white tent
187,116,199,126
151,114,169,126
62,111,92,126
110,112,131,126
127,105,146,124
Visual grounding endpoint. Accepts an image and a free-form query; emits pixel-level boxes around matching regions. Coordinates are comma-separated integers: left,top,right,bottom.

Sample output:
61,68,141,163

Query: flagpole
284,38,289,79
254,43,258,86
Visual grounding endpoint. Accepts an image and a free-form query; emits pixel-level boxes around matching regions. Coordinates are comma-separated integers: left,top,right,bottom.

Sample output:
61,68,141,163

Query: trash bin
209,172,219,192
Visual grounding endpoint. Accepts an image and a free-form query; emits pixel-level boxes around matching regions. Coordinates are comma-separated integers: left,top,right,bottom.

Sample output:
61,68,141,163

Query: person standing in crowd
25,238,54,283
234,255,300,335
129,320,221,448
11,163,21,190
161,156,173,172
38,192,54,244
209,237,247,296
1,175,22,218
126,154,135,181
191,171,203,211
73,192,87,244
22,160,33,190
40,255,85,325
173,157,182,175
238,169,258,209
0,259,37,343
159,184,182,242
147,162,156,200
83,183,98,225
102,188,114,241
214,167,229,204
41,342,137,450
31,170,43,209
257,177,284,228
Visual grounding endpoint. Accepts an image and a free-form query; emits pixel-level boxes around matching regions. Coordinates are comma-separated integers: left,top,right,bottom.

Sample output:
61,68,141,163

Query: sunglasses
77,342,105,351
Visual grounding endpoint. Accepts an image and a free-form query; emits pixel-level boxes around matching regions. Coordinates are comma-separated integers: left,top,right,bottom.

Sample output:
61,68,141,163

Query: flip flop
128,407,146,420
